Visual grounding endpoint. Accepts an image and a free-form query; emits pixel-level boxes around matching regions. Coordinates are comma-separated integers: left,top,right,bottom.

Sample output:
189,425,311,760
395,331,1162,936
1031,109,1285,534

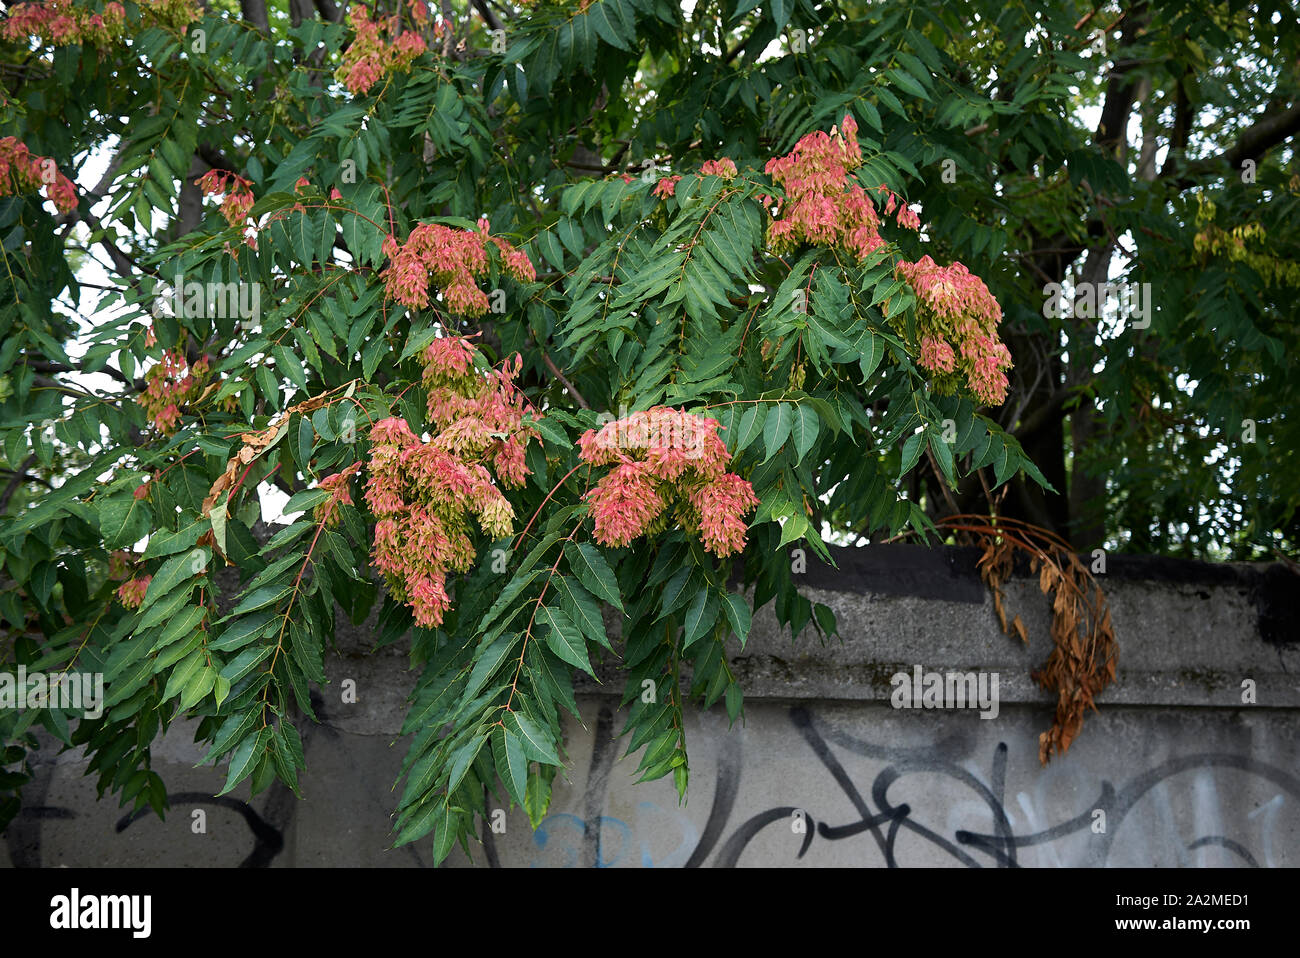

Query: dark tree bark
175,156,207,239
239,0,270,33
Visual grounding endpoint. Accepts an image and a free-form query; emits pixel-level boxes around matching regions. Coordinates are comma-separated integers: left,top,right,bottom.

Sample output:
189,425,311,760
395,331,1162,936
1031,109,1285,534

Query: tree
0,0,1294,862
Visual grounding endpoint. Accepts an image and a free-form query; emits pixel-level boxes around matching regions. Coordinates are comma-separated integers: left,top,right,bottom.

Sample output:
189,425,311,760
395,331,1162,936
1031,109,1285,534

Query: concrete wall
4,546,1298,867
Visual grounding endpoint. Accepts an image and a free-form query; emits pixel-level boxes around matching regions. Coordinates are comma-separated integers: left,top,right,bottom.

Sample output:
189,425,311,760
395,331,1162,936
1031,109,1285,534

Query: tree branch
471,0,503,32
540,351,590,409
77,206,153,294
239,0,270,33
28,358,137,390
0,456,38,512
1166,101,1300,188
197,142,237,173
313,0,342,23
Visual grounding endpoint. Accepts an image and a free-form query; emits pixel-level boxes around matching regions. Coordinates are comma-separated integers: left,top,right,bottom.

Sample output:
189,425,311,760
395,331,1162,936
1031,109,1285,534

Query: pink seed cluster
2,0,198,44
651,156,737,202
699,158,737,178
578,408,759,557
138,349,208,433
381,218,535,314
764,115,917,259
117,575,151,609
759,116,1011,407
897,255,1011,405
0,137,77,214
315,461,361,528
194,169,254,228
408,0,431,25
336,4,427,96
652,175,680,199
2,0,124,45
365,338,537,628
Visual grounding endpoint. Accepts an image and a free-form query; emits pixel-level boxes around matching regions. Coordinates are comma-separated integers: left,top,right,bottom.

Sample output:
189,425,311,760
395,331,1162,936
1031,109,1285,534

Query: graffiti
115,792,285,867
519,702,708,868
5,690,331,868
500,705,1299,868
5,805,75,868
713,707,1300,867
7,700,1297,867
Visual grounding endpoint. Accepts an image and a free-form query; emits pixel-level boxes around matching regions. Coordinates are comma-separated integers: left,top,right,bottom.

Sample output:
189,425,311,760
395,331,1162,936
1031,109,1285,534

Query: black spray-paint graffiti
11,689,343,868
786,706,1299,867
115,793,284,868
11,701,1297,866
500,705,1299,867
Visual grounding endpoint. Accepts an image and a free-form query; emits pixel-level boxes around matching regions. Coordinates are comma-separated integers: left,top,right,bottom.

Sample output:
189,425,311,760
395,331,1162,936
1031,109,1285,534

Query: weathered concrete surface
5,700,1297,867
3,546,1297,867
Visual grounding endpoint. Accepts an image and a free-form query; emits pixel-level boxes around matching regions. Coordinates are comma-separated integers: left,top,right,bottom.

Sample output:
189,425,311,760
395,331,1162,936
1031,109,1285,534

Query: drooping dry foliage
938,515,1118,764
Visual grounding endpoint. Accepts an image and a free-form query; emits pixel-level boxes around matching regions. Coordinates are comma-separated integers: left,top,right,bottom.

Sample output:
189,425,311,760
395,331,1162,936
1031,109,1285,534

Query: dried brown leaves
200,393,336,524
948,515,1117,765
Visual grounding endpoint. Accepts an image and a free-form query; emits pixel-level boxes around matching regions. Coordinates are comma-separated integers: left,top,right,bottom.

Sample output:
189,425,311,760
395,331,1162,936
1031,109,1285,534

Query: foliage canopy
1,0,1297,861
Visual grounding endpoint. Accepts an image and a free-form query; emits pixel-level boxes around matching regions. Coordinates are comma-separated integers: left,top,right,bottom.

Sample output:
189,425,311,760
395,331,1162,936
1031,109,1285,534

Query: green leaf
446,733,487,795
209,609,276,652
218,643,275,685
494,725,529,806
256,364,281,409
790,403,820,463
431,805,460,865
228,584,293,617
899,429,926,477
296,415,314,470
928,431,957,488
725,682,743,723
273,345,309,393
149,604,206,653
99,496,151,549
553,576,609,650
657,565,694,619
178,666,217,711
283,488,329,515
732,404,765,452
888,66,930,101
762,402,792,462
771,0,790,32
564,542,623,612
504,710,561,766
586,0,631,50
140,549,206,613
210,497,229,556
462,632,520,703
217,729,269,796
393,797,442,848
682,588,718,648
143,521,207,560
777,513,809,548
477,566,542,633
524,765,553,827
993,439,1015,487
527,415,571,449
538,605,593,676
213,673,232,708
101,648,158,709
721,593,752,647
